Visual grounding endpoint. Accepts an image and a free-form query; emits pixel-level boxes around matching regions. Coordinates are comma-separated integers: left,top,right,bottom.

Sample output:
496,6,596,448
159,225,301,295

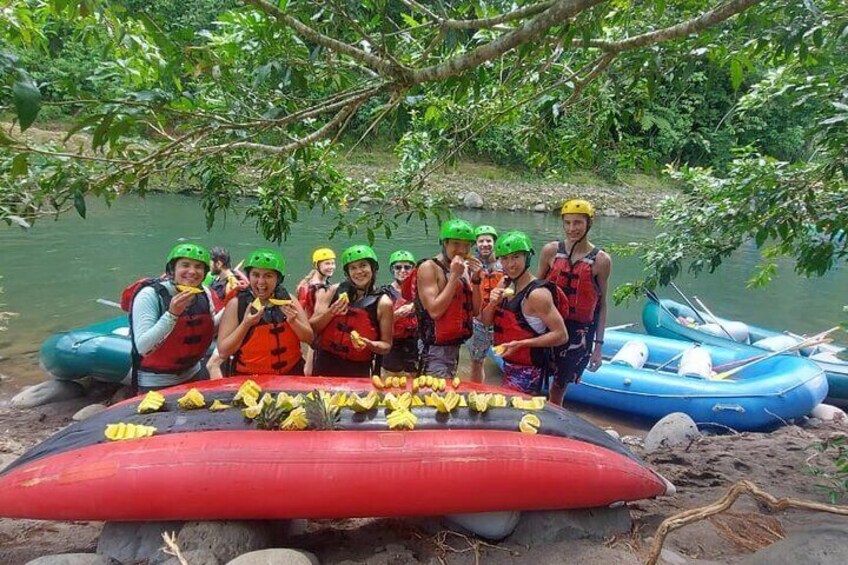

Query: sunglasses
392,264,413,271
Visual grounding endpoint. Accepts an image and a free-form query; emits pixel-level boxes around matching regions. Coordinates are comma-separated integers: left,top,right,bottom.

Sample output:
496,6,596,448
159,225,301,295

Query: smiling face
317,258,336,278
476,235,495,260
346,259,375,289
443,238,472,261
391,261,414,283
500,251,529,279
173,258,207,286
561,213,590,243
248,267,280,299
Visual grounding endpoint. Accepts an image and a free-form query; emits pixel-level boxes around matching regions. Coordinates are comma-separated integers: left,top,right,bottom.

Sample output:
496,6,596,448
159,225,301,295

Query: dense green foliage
0,0,845,289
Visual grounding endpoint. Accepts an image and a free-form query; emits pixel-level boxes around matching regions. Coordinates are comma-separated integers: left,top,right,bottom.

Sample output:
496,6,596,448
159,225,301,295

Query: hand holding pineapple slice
175,284,204,295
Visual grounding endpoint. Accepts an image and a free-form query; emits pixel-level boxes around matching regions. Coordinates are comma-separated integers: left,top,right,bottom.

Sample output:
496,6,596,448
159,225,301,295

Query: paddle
97,298,122,309
713,337,835,373
669,281,707,324
692,296,737,341
606,323,635,332
645,289,680,324
712,327,841,380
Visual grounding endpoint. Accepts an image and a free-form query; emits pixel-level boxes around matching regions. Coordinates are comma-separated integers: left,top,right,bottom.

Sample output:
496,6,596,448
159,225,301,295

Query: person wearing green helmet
467,225,504,383
480,231,568,395
415,218,483,378
295,247,337,375
538,199,612,405
128,243,217,392
310,244,394,377
382,250,419,376
217,248,313,376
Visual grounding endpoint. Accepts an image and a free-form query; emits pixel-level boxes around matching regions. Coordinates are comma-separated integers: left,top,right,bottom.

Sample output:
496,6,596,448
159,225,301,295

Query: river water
1,194,845,428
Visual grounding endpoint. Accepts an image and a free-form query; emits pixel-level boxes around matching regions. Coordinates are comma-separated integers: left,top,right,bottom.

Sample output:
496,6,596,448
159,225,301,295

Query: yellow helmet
312,247,336,264
560,199,595,218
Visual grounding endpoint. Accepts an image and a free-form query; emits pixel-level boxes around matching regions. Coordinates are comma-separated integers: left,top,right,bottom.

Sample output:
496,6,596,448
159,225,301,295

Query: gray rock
97,521,184,563
109,386,134,404
740,524,848,564
533,203,548,213
462,191,484,209
162,549,220,565
359,196,373,203
605,429,621,440
804,417,823,429
644,412,701,453
811,403,847,423
600,208,620,217
227,549,318,565
660,548,688,565
176,521,273,563
508,506,631,545
11,380,84,408
445,511,521,540
26,554,120,565
72,403,108,421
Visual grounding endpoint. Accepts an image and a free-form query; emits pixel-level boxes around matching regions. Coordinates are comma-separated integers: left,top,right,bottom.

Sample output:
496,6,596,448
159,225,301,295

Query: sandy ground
1,380,846,565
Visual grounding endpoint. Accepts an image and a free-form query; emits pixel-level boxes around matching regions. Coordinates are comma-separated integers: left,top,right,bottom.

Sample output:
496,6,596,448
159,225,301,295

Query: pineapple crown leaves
304,389,341,431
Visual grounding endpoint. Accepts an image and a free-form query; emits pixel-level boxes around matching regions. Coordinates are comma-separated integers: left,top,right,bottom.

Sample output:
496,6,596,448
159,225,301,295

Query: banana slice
519,413,541,434
452,376,461,389
176,285,203,294
268,298,292,306
371,374,385,390
105,423,157,441
137,391,165,414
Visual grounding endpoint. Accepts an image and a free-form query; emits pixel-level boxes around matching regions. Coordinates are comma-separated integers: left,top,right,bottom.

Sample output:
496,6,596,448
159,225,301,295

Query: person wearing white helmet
538,199,611,406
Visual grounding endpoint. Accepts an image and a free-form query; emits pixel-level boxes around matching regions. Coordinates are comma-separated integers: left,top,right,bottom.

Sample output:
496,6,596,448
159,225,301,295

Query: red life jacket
315,283,382,362
412,258,474,347
493,279,569,367
120,276,166,311
297,280,328,318
384,285,418,340
546,242,601,325
209,270,248,313
478,263,505,308
127,280,215,374
231,288,303,375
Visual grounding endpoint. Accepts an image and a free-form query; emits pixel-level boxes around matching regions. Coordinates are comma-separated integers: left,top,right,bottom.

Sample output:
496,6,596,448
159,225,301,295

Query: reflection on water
1,194,845,429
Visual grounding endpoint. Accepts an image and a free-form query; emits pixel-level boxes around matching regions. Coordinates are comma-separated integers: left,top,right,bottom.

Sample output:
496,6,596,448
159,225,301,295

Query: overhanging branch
401,0,555,30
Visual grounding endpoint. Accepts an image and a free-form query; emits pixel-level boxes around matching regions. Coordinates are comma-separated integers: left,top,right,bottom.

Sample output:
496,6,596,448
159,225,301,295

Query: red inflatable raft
0,376,671,521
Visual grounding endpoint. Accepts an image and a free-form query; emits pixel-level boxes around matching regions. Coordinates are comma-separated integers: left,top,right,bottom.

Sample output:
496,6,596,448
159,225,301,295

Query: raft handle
712,404,745,413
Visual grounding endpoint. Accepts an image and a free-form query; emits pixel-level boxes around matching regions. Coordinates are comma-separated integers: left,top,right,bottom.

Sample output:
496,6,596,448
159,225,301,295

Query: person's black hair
210,247,232,268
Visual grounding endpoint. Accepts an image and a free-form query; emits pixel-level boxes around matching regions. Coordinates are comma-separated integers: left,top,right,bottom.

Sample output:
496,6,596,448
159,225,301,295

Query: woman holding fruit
217,248,313,376
129,243,218,392
310,245,394,377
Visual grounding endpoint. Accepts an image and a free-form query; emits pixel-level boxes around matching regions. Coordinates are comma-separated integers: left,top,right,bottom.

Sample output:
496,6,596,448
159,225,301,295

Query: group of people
126,199,611,405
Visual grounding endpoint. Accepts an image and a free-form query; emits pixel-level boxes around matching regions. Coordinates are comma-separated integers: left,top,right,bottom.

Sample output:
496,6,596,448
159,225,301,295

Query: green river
1,193,846,392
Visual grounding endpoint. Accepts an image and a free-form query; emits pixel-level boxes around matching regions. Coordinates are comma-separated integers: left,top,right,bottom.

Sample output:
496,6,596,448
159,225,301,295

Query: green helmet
495,231,535,257
341,245,379,270
244,248,286,278
166,243,211,274
439,218,475,242
474,225,498,240
389,250,416,266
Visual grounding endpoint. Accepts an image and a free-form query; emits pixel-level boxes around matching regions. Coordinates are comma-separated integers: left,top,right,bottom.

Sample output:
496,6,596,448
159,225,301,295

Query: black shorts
552,321,596,387
382,338,419,373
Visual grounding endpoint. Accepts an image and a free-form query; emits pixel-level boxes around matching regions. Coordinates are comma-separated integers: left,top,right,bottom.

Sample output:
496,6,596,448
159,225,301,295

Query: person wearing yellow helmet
296,247,337,375
415,218,483,377
310,245,394,377
538,199,612,405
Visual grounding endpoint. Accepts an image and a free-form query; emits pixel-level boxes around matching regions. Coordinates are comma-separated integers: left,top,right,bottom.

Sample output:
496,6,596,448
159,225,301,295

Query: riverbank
7,123,676,218
1,380,846,564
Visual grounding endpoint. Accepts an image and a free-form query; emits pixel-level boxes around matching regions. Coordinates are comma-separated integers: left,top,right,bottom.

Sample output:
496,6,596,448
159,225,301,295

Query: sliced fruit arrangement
124,379,550,436
105,423,157,441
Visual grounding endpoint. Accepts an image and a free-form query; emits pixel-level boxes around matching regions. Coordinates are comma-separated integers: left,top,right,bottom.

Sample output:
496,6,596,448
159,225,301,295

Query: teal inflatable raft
642,298,848,407
40,316,132,384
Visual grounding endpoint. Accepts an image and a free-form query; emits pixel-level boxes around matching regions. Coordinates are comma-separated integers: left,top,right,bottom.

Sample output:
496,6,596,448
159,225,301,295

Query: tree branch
587,0,765,53
401,0,556,30
241,0,405,78
411,0,604,84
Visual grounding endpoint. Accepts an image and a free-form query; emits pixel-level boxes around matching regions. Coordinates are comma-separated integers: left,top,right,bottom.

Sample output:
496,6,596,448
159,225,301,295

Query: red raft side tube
0,377,671,521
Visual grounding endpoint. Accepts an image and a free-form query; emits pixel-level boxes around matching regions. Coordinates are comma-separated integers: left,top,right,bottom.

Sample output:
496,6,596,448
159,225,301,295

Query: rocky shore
2,379,847,565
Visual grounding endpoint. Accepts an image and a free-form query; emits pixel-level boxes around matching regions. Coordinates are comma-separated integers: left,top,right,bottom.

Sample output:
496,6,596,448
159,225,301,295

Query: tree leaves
12,77,41,132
